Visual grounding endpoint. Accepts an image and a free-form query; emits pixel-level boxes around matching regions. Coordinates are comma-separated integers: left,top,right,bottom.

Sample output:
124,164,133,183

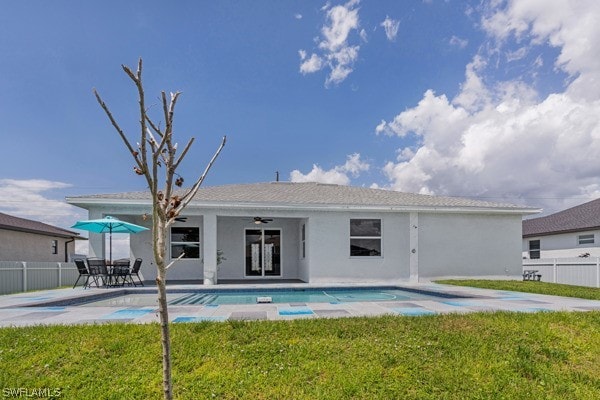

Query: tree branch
93,88,150,180
172,138,194,171
178,135,226,209
165,252,186,270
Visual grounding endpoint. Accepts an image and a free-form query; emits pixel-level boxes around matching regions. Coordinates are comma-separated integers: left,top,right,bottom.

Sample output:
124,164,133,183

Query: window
170,227,200,259
578,234,595,245
350,219,382,257
51,240,58,255
301,224,306,259
528,240,540,259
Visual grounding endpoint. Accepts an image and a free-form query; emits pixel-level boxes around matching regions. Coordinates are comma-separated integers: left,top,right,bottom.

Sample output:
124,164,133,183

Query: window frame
578,234,595,245
170,227,201,259
301,223,306,259
349,218,382,258
528,239,540,259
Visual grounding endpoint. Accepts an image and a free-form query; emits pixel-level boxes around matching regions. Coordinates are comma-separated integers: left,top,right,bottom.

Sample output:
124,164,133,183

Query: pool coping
1,282,599,326
13,284,478,308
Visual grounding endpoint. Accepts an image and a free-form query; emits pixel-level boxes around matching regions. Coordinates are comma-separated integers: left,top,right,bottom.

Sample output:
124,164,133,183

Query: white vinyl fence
0,261,79,295
523,258,600,288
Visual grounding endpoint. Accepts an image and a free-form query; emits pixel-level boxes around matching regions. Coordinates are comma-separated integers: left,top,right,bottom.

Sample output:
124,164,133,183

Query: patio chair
87,258,111,287
125,258,144,287
111,259,131,286
73,259,91,289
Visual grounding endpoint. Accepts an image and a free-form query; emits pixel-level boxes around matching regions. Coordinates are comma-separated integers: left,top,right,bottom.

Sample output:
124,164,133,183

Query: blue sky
1,0,600,235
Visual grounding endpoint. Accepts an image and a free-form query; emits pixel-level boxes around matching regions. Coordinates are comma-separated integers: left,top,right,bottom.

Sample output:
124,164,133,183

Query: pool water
75,287,463,307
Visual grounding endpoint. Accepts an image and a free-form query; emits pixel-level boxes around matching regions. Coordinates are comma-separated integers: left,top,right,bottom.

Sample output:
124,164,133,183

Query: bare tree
93,58,226,400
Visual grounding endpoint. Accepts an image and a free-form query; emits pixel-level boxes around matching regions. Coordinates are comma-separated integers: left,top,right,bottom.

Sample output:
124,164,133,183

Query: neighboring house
0,212,81,262
523,198,600,259
66,182,537,284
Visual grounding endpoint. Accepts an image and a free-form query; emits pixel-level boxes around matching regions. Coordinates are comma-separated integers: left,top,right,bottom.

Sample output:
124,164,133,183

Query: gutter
523,225,600,238
64,238,75,262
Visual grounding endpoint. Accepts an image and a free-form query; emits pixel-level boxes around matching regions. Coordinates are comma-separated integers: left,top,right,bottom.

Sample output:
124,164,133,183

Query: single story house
523,198,600,259
66,182,537,284
0,212,81,262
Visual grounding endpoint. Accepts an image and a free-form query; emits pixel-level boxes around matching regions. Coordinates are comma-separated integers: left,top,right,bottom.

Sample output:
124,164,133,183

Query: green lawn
436,279,600,300
1,310,599,399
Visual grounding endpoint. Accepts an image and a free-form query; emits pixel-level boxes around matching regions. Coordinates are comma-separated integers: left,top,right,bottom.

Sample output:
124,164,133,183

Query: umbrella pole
109,227,113,264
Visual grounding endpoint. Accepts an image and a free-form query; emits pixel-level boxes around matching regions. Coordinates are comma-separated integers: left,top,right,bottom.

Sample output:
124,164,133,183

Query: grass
1,311,599,399
1,281,599,399
436,279,600,300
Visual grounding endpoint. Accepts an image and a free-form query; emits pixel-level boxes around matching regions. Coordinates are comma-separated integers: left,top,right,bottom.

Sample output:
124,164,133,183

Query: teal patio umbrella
71,216,149,262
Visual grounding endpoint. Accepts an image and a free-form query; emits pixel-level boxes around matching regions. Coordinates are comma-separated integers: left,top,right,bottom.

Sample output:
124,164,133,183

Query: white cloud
295,13,303,20
506,46,528,62
327,45,359,85
359,28,368,42
482,0,600,100
299,52,324,74
376,0,600,214
453,55,492,112
341,153,370,176
290,165,352,185
290,153,369,185
0,179,85,229
320,2,359,52
380,16,400,41
449,35,468,49
298,0,362,86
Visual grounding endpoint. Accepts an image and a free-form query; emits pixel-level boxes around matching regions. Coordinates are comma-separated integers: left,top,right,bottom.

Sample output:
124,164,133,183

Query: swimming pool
33,286,472,307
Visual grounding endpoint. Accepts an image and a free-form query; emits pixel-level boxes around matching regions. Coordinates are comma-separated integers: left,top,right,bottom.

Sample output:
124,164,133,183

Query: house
0,212,81,262
523,198,600,259
66,182,537,284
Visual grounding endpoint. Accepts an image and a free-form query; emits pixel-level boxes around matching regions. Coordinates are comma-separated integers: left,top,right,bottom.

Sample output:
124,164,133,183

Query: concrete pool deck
1,282,599,327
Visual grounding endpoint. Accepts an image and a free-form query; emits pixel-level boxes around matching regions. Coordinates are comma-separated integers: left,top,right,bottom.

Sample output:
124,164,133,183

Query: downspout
64,237,75,262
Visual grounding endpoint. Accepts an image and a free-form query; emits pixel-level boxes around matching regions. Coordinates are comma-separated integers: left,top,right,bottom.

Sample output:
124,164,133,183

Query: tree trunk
157,268,172,400
154,213,172,399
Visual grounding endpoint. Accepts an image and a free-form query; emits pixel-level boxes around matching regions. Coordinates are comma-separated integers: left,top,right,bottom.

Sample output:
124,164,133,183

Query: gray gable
67,182,535,212
0,212,79,238
523,198,600,237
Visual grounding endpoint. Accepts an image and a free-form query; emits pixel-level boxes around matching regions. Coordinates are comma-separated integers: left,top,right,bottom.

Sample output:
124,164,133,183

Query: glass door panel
263,230,281,276
245,229,262,276
244,228,281,277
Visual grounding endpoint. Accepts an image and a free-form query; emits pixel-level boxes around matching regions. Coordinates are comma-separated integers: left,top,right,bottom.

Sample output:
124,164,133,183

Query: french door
245,228,281,277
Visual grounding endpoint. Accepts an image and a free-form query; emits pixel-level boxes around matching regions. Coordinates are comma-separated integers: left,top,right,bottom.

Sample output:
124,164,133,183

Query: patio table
523,270,542,281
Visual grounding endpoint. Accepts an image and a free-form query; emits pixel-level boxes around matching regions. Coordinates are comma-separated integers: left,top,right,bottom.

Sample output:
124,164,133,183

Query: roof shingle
0,212,79,238
67,182,535,212
523,198,600,237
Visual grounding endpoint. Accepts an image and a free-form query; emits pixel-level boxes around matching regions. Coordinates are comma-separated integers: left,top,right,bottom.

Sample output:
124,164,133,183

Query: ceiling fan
252,217,273,224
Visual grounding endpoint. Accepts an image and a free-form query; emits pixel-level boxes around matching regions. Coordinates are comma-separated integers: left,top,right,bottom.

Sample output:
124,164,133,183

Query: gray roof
0,212,80,238
523,198,600,237
67,182,535,213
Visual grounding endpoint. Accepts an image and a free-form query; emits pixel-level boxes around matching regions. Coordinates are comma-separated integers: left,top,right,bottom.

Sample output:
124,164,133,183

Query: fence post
553,259,557,283
596,257,600,289
22,262,27,292
58,262,62,287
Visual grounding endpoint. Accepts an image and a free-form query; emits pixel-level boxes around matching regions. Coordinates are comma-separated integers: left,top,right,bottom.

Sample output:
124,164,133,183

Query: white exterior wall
0,230,76,262
419,213,523,279
79,206,527,283
522,230,600,259
298,218,309,282
307,211,410,283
